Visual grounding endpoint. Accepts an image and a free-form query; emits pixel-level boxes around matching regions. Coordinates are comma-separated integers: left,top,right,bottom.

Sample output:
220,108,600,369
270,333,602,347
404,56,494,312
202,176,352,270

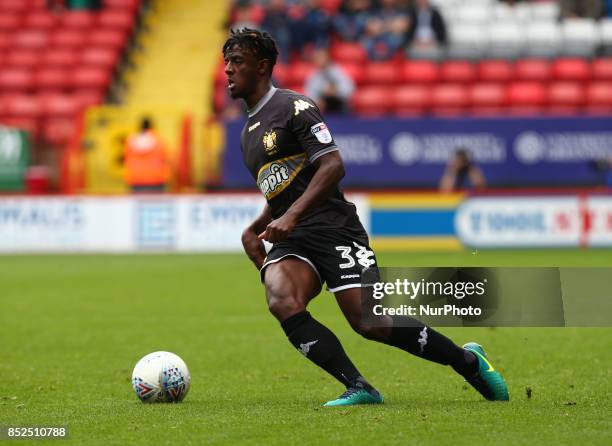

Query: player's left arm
259,152,344,243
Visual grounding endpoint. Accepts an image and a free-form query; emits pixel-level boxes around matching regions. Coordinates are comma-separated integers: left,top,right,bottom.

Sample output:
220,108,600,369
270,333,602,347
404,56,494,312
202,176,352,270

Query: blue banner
223,116,612,188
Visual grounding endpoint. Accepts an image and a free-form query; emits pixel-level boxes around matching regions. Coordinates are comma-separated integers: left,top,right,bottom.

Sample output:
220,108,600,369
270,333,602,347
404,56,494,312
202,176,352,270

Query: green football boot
323,386,384,407
463,342,509,401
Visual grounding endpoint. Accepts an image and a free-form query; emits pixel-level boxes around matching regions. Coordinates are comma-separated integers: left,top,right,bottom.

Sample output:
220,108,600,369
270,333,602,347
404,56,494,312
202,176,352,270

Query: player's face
224,45,259,100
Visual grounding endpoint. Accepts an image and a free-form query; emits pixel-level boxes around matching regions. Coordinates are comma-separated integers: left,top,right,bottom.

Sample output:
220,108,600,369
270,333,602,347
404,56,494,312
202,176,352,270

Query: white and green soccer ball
131,351,190,403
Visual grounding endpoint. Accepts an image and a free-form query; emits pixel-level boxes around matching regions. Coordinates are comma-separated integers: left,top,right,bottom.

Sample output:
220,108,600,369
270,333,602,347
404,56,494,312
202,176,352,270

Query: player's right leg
262,257,383,406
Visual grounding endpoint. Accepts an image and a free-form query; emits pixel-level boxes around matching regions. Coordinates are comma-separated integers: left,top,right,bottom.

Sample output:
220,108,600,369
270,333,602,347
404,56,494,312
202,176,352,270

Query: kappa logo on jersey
353,242,376,269
294,99,314,116
257,153,307,199
310,122,332,144
262,130,278,155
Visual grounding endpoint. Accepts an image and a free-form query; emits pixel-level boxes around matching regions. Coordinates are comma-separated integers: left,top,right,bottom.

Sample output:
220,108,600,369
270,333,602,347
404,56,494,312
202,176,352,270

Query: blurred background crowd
0,0,611,194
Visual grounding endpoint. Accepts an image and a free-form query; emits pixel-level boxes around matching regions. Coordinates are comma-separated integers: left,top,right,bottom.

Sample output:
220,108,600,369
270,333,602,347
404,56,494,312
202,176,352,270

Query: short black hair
222,27,279,75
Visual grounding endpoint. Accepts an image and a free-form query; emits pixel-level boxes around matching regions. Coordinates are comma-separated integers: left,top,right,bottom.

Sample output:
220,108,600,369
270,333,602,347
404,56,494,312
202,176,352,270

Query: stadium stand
216,0,612,117
0,0,141,148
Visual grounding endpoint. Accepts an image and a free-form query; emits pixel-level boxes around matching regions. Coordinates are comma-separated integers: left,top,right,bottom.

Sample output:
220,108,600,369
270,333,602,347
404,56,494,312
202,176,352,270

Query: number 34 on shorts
335,242,376,270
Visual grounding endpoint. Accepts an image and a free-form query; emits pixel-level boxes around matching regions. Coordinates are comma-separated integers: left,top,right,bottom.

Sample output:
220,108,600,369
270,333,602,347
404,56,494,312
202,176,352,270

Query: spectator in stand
439,149,486,192
405,0,447,59
334,0,373,42
291,0,333,55
305,48,355,114
262,0,292,61
124,118,171,193
362,0,410,61
560,0,605,18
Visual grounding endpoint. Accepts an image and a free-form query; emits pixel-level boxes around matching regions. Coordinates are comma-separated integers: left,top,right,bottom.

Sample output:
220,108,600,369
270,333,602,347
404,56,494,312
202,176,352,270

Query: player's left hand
258,213,298,243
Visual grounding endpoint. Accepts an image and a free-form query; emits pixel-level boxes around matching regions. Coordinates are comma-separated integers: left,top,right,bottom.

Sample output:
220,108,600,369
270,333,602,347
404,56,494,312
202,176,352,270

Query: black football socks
386,317,478,378
281,311,372,389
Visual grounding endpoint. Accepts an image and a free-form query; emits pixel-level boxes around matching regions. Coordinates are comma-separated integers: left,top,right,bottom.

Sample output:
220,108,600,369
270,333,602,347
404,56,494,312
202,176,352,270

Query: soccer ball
131,351,190,403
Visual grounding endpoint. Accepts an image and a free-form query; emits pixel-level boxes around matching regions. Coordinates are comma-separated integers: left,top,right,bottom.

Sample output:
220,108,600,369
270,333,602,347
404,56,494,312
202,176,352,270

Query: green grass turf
0,250,610,445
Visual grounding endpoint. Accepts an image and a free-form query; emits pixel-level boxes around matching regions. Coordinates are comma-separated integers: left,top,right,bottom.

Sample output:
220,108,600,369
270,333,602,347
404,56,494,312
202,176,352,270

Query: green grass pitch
1,250,611,445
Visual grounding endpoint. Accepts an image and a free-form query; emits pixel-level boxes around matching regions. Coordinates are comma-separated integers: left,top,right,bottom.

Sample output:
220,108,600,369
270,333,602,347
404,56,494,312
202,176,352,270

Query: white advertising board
455,197,582,248
0,194,370,253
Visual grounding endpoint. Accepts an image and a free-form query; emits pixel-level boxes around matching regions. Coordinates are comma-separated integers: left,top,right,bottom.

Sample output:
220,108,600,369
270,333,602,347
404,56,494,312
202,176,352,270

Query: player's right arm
241,203,272,269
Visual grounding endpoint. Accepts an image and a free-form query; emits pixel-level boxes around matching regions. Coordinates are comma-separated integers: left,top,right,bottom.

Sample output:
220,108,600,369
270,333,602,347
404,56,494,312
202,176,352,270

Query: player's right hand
258,212,298,243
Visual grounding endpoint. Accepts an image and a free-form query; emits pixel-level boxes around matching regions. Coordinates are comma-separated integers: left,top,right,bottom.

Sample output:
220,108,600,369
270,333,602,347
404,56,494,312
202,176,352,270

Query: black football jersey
240,88,360,229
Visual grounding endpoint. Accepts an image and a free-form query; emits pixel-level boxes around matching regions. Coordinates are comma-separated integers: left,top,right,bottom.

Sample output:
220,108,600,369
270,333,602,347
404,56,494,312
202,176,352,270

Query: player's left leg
334,287,509,401
263,257,383,406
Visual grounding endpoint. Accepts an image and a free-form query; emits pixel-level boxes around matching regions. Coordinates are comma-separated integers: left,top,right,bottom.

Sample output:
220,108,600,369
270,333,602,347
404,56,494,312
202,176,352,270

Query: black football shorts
260,225,379,293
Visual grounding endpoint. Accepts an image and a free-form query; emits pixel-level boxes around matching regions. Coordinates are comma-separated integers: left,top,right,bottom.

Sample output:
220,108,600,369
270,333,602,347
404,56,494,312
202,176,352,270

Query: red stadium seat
339,62,365,85
31,0,50,9
320,0,342,14
42,93,80,117
51,30,86,49
0,0,30,13
507,81,547,114
213,86,226,114
73,90,104,108
272,63,288,87
515,59,552,81
13,30,49,49
81,47,120,69
393,85,431,116
24,12,59,30
548,82,585,114
71,67,112,90
364,62,399,85
41,48,79,68
591,59,612,81
87,29,127,51
248,3,266,25
440,61,477,83
0,116,39,136
586,82,612,112
97,10,134,33
5,50,41,68
469,83,507,115
4,94,42,118
553,58,591,82
288,62,315,86
0,32,9,51
431,84,469,115
35,68,70,91
352,86,392,116
400,60,439,84
61,11,95,29
478,60,514,83
331,42,367,64
0,68,34,91
0,13,21,31
42,118,76,145
215,58,227,86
